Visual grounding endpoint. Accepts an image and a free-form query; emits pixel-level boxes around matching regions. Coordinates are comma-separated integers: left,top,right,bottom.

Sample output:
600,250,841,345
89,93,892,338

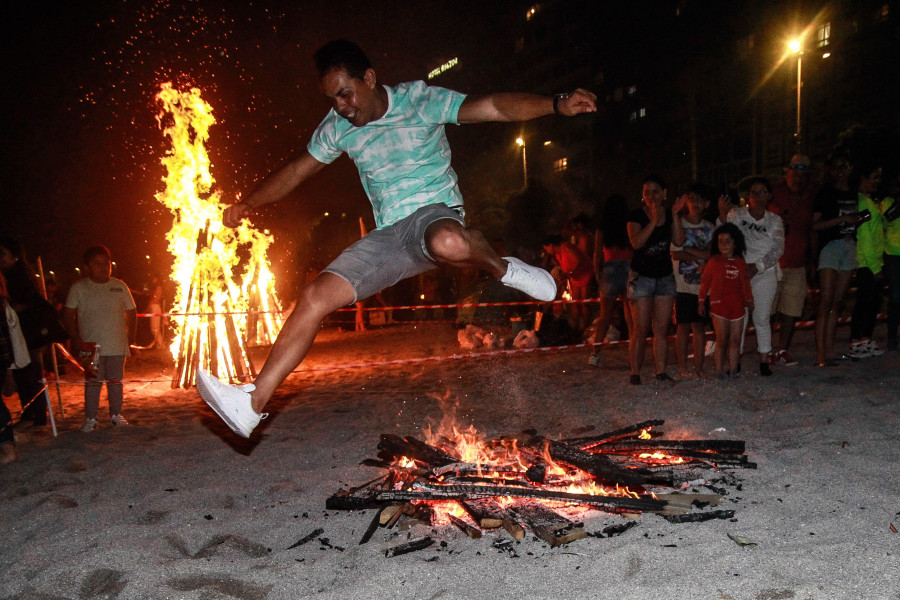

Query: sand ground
1,322,898,600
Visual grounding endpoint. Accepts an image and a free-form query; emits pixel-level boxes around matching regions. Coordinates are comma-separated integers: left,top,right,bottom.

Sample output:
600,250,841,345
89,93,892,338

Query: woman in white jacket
727,177,785,376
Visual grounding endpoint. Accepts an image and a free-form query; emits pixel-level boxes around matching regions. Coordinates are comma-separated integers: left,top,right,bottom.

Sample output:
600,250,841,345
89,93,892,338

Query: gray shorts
818,238,857,272
627,271,676,300
322,203,465,303
599,260,630,299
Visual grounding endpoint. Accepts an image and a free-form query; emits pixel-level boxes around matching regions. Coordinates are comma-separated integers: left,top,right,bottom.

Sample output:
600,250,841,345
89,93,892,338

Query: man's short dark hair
83,244,111,265
313,40,372,80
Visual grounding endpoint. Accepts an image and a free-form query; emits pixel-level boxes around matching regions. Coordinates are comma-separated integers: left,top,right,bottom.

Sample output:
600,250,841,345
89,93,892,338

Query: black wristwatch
553,93,568,115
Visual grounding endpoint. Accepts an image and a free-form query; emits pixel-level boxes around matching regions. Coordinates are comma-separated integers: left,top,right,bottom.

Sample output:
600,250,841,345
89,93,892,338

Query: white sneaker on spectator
500,257,556,302
111,414,128,426
81,418,97,433
865,340,885,356
196,369,265,438
849,341,873,359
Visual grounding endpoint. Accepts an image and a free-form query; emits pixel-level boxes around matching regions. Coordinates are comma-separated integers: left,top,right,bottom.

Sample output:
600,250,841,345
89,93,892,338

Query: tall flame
155,83,283,388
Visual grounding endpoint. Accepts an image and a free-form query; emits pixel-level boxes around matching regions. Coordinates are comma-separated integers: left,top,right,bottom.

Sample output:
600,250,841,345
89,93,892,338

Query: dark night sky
1,1,514,292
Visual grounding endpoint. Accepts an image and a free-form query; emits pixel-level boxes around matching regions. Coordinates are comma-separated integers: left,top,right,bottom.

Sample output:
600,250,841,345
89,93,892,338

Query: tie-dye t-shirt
307,81,467,229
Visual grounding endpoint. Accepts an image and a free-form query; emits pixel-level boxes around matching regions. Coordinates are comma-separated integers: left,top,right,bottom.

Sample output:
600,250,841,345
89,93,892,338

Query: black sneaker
760,362,772,376
628,374,642,385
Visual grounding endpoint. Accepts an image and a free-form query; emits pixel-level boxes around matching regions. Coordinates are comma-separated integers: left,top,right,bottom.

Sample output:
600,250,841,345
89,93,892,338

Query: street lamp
789,39,803,144
515,136,527,188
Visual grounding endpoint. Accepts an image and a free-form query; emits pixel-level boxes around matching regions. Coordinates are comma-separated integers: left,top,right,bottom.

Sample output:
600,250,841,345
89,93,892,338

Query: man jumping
197,40,597,438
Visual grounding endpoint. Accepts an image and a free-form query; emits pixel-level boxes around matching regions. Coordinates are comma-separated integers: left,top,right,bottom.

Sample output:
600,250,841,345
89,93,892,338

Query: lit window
639,107,646,118
554,158,568,172
629,111,637,122
817,22,831,47
627,85,637,96
879,4,890,19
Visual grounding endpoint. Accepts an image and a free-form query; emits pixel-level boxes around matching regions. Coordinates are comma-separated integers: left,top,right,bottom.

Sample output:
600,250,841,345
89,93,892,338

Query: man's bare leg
248,272,355,413
424,219,556,303
424,220,507,277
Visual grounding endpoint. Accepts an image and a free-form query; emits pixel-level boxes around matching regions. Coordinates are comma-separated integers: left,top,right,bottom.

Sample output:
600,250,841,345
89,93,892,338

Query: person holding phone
811,148,864,366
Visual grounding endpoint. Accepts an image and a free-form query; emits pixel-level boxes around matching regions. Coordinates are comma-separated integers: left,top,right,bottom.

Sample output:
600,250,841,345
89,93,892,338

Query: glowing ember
155,83,283,387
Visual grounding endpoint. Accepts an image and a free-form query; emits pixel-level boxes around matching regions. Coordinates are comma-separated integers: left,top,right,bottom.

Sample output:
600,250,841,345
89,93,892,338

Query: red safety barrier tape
135,284,864,319
135,298,600,318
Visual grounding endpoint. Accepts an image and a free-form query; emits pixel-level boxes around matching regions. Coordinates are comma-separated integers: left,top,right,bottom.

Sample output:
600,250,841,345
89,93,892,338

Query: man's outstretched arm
224,152,327,227
456,89,597,124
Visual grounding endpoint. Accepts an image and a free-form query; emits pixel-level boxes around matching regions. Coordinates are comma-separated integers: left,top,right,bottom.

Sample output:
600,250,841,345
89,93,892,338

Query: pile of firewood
326,420,754,551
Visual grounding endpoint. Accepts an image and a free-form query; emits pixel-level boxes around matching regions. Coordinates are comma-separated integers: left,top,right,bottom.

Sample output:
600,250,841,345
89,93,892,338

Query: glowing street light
515,136,527,188
788,38,804,143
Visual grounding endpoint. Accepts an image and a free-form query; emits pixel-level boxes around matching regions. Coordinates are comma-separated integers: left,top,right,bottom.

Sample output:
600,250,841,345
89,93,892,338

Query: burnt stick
563,419,665,448
592,439,746,455
448,514,483,539
377,434,457,467
378,483,667,514
384,536,435,558
531,437,670,486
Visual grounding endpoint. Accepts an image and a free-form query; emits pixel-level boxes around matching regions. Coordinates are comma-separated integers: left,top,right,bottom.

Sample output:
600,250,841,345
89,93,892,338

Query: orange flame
155,83,283,386
408,419,655,521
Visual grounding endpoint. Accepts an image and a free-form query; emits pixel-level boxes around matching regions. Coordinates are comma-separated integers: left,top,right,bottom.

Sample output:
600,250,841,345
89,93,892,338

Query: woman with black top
812,149,866,366
626,174,676,384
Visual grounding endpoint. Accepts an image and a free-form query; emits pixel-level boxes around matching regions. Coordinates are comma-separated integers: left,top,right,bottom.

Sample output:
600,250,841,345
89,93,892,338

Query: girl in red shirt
699,223,754,378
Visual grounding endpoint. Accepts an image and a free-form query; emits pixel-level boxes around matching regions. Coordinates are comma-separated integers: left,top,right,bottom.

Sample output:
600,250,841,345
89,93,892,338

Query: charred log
378,483,667,514
661,509,736,523
384,536,435,557
564,420,665,448
594,439,746,455
377,434,457,467
448,514,483,539
531,438,671,487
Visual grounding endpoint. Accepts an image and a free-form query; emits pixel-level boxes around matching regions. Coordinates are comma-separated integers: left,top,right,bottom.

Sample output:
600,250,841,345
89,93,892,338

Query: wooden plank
460,498,504,529
509,501,586,547
448,514,482,539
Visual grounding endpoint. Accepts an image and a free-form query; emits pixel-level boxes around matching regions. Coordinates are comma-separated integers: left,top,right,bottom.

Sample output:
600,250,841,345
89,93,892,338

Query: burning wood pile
327,420,754,553
155,84,283,388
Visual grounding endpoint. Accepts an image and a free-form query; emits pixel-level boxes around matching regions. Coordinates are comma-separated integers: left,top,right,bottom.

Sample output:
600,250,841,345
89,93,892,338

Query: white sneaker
500,257,557,302
111,414,128,426
588,353,600,366
850,341,873,359
195,369,265,438
865,340,885,356
81,418,97,433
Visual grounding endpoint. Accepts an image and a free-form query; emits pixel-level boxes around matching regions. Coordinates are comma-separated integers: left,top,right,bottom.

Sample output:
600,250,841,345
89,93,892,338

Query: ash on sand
1,323,898,599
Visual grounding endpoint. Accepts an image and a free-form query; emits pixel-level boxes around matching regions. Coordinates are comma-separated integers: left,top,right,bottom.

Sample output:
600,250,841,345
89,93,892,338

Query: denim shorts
322,203,465,303
599,260,630,298
627,271,676,300
818,238,857,272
